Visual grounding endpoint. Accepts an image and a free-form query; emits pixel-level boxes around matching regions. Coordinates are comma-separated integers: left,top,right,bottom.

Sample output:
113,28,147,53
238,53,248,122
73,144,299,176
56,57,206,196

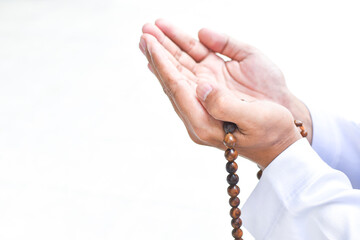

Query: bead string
294,120,308,138
223,122,243,240
223,120,308,239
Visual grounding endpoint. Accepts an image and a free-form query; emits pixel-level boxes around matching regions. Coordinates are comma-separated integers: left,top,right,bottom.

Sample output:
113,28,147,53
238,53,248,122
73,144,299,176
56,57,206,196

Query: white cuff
242,138,344,239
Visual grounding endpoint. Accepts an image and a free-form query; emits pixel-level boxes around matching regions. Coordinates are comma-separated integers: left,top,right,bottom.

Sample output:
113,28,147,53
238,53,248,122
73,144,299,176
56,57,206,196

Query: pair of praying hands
139,19,313,168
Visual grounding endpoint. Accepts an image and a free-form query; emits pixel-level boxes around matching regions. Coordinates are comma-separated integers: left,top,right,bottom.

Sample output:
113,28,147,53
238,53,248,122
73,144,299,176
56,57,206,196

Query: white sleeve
310,109,360,188
242,138,360,240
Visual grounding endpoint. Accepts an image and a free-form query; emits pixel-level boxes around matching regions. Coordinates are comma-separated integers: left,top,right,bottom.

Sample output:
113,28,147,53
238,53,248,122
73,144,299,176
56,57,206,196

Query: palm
141,20,289,147
192,49,287,104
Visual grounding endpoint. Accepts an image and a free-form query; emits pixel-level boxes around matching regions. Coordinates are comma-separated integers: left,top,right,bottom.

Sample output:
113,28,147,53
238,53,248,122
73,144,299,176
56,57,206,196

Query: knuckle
175,63,183,72
162,86,174,98
162,82,178,99
187,38,197,53
190,134,202,145
211,95,226,117
194,126,211,142
174,48,182,60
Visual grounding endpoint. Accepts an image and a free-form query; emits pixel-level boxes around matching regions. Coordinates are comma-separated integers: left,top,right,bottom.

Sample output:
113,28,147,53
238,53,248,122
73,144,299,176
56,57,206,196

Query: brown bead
227,185,240,197
231,218,242,228
294,120,303,127
257,169,263,180
301,131,308,137
227,174,239,185
225,148,238,161
230,207,241,218
223,122,237,134
232,228,243,238
223,133,236,148
226,161,238,173
229,197,240,207
300,125,305,131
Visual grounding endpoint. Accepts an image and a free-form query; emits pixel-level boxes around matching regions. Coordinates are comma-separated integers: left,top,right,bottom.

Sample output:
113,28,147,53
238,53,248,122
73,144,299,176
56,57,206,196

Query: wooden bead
223,122,237,134
229,197,240,207
301,131,308,137
230,207,241,218
227,174,239,185
231,218,242,229
226,161,238,173
294,120,303,127
232,228,243,238
223,133,236,148
225,148,238,161
299,125,305,131
257,169,263,180
227,185,240,197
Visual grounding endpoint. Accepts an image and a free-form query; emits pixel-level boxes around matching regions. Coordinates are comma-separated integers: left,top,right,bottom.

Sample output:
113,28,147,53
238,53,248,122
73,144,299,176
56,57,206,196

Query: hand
139,20,303,167
196,82,302,168
141,19,313,143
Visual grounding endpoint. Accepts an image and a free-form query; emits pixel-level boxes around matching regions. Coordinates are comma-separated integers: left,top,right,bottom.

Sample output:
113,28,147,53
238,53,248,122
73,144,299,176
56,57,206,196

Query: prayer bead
232,228,243,238
227,185,240,197
224,133,236,148
294,120,303,127
257,170,263,180
226,162,238,173
227,174,239,185
301,131,308,137
230,207,241,218
229,197,240,208
223,122,237,134
225,148,238,161
231,218,242,229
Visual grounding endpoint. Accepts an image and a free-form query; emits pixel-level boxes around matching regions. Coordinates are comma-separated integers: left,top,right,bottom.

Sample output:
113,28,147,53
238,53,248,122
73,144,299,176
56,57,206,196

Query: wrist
282,92,313,144
260,126,302,169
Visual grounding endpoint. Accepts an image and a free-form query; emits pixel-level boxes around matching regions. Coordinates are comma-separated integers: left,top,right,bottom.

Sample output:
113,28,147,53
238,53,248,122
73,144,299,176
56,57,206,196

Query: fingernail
140,38,146,52
197,83,213,101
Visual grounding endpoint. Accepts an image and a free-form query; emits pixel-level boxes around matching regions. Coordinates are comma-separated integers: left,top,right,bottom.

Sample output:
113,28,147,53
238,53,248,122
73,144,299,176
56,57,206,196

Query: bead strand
223,122,243,240
257,119,308,180
294,120,308,137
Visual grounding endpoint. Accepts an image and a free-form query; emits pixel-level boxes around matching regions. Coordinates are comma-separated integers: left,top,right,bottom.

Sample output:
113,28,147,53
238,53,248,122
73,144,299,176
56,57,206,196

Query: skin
139,19,311,169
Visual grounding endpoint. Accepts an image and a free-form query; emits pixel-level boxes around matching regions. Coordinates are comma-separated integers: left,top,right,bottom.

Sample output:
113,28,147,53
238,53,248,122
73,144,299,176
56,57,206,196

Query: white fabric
311,110,360,188
242,112,360,239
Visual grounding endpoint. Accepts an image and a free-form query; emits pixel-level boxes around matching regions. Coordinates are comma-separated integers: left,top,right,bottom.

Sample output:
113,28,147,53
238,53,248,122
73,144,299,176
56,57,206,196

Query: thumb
198,28,254,61
196,81,252,124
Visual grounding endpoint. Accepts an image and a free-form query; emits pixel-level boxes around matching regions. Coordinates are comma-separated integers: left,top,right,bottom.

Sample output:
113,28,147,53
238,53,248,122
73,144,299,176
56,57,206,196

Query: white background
0,0,359,239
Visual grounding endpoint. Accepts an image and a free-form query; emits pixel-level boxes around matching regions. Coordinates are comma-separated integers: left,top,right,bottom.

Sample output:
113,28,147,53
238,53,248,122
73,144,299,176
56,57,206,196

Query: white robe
242,109,360,239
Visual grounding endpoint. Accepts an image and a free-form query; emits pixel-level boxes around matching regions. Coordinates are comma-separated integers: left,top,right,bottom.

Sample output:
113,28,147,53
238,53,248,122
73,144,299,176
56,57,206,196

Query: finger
143,34,209,140
155,19,210,62
147,63,154,73
141,33,197,83
142,36,182,111
142,37,203,144
142,23,198,73
198,28,256,61
196,81,255,126
146,35,212,133
142,37,181,111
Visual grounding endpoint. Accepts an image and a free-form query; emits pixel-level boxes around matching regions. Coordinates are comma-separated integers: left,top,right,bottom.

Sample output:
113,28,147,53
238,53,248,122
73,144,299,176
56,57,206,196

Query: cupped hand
139,20,303,167
141,19,313,143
